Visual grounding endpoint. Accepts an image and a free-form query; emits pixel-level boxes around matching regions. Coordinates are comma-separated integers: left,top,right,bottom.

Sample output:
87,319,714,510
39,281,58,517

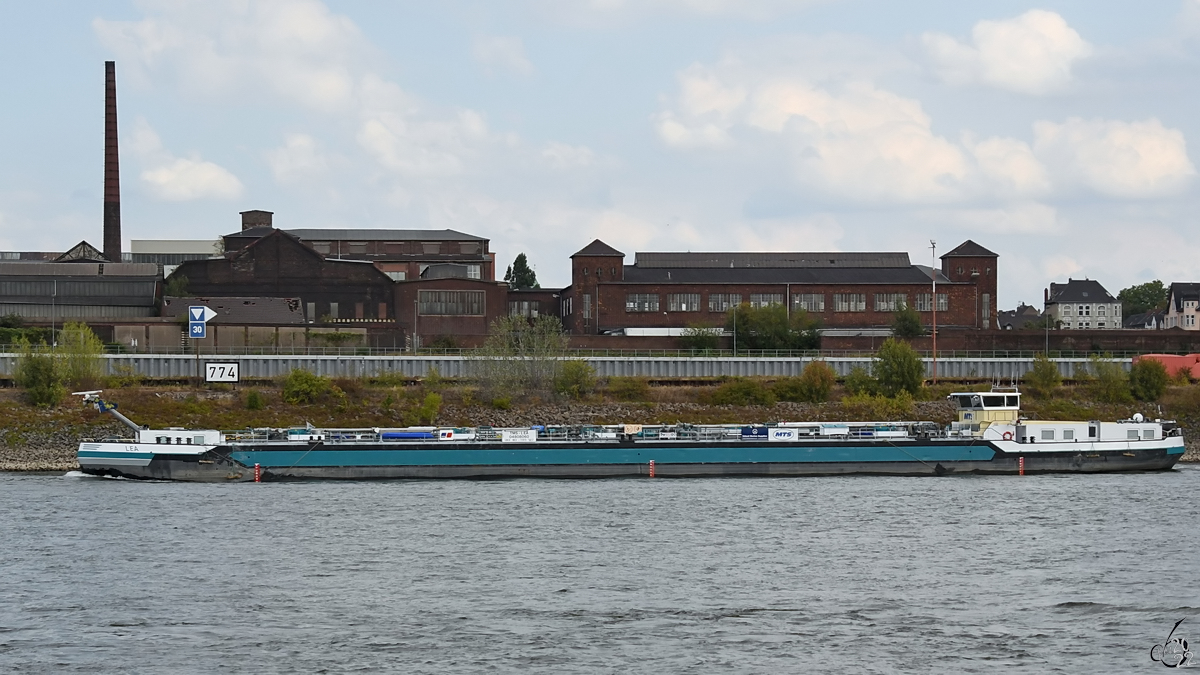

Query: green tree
844,365,877,396
1129,358,1169,402
679,323,721,351
1117,280,1167,316
726,303,820,352
873,338,924,397
1024,352,1062,399
59,321,105,389
474,314,568,395
164,274,189,297
503,253,540,290
891,303,925,339
1087,354,1132,403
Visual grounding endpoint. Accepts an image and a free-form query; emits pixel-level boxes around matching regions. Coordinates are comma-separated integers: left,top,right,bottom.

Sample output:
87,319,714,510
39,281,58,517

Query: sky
1,1,1199,308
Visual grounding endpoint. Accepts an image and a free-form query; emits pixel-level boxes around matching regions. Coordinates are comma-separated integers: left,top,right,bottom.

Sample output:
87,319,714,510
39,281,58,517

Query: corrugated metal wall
0,353,1123,380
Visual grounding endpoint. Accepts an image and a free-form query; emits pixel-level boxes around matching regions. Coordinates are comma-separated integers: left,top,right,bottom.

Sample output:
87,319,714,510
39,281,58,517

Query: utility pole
930,240,937,384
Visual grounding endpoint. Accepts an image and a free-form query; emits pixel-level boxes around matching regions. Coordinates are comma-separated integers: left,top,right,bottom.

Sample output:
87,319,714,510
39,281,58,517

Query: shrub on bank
607,377,650,402
245,390,267,410
844,365,877,396
1024,353,1061,399
281,369,332,404
1130,358,1169,402
774,361,836,403
874,338,923,397
554,360,597,400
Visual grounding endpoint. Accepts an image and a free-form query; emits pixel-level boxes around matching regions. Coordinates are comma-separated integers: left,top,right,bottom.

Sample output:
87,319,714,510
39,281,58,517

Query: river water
1,468,1198,674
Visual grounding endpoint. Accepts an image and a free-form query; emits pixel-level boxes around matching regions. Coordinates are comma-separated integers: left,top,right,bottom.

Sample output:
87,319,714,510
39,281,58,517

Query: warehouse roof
634,251,911,269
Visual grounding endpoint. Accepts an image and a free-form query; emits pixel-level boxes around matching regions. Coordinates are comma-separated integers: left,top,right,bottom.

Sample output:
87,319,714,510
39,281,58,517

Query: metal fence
0,353,1127,380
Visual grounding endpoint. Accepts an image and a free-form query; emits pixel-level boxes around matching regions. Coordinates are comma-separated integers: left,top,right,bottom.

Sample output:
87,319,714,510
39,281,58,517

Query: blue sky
2,1,1199,308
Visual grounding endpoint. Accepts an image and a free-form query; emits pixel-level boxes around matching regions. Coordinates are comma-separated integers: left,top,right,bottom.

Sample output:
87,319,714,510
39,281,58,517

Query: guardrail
0,353,1127,380
0,344,1177,359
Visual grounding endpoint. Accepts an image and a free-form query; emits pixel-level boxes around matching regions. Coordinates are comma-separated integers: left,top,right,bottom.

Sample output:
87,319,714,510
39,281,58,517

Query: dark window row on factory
609,292,950,313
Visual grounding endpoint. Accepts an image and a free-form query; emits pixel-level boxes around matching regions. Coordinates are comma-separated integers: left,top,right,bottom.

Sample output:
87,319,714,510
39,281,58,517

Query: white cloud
473,36,534,76
923,203,1060,235
964,135,1051,196
265,134,328,184
923,10,1091,94
542,142,596,168
131,118,243,201
1033,117,1196,197
534,0,830,22
95,0,364,112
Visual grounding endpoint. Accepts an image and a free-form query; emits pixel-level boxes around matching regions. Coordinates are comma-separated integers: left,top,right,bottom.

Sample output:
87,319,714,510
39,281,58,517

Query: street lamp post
930,240,937,384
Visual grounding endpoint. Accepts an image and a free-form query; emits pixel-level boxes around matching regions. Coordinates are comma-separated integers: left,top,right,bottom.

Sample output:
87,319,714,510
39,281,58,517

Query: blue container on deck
381,431,436,440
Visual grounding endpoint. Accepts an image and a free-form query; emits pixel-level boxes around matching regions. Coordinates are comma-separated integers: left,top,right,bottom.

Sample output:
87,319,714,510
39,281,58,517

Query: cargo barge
74,388,1184,482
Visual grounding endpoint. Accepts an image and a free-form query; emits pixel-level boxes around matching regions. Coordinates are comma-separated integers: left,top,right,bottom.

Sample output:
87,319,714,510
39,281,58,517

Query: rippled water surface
2,468,1198,673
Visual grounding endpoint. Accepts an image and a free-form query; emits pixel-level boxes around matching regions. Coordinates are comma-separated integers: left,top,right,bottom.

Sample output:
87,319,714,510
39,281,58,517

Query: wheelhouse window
419,290,485,315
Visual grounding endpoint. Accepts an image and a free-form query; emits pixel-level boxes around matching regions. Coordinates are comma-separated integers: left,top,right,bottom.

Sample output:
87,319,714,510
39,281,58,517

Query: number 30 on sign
205,362,240,383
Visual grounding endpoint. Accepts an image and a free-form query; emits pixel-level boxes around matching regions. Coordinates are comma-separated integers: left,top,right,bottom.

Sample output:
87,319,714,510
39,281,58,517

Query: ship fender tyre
1002,431,1014,441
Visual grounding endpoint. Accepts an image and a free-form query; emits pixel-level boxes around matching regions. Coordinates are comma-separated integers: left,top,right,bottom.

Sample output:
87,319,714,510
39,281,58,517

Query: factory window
1188,315,1197,328
625,294,659,312
1098,306,1107,316
610,268,616,277
833,294,866,312
793,293,825,312
467,265,481,279
874,294,907,312
749,293,783,308
667,293,701,312
982,293,990,329
422,242,441,255
509,300,540,318
914,294,948,312
386,271,406,282
329,302,339,319
355,302,364,319
1079,305,1090,316
583,294,591,319
1062,305,1072,316
1079,321,1091,329
583,267,589,276
460,242,481,255
347,242,367,255
385,242,406,255
1097,321,1106,329
379,303,388,319
310,241,331,254
708,294,742,312
419,290,485,315
307,302,316,322
596,268,602,277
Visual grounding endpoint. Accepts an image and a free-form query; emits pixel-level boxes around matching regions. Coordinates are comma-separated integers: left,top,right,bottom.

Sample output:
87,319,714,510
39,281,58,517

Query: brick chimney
240,210,274,230
103,61,121,263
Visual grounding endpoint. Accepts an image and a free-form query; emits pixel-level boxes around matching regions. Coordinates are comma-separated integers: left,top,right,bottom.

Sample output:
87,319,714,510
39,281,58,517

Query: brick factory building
223,210,495,282
561,239,998,335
